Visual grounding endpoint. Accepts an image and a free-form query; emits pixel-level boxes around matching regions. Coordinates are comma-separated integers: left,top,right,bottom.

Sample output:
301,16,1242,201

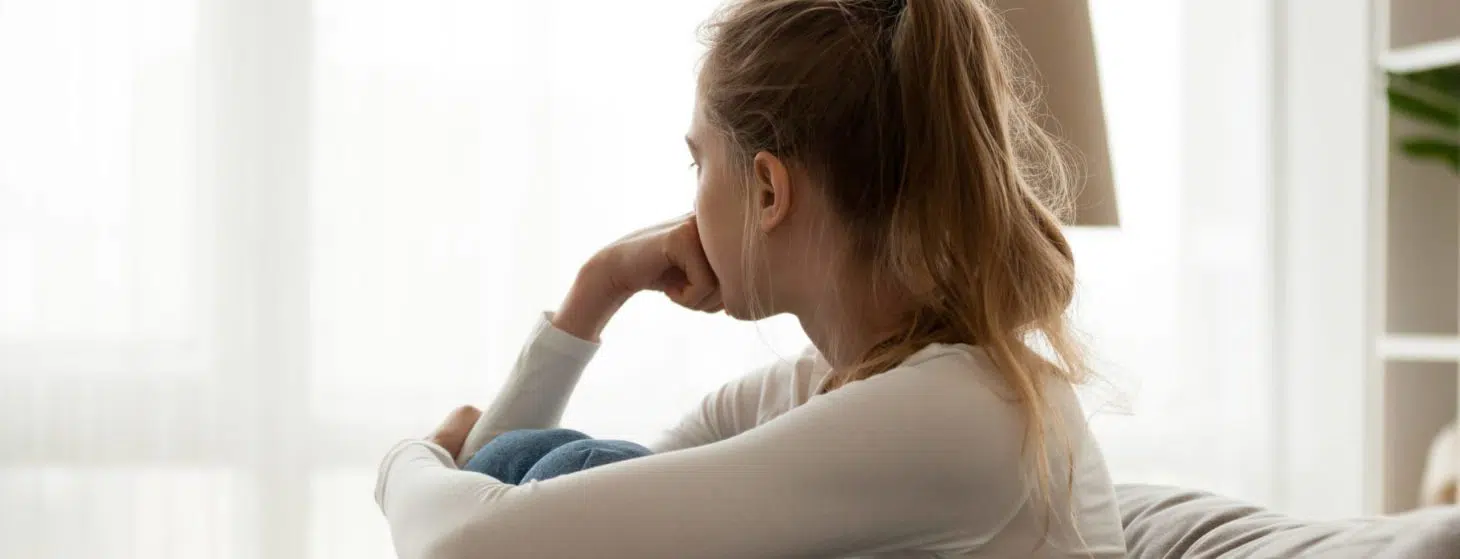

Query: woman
375,0,1126,556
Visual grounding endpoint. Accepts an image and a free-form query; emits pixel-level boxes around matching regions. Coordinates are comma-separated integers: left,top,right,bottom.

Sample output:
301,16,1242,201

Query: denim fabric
462,428,652,483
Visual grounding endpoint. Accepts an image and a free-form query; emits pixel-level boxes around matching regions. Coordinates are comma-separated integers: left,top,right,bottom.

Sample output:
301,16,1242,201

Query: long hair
699,0,1089,539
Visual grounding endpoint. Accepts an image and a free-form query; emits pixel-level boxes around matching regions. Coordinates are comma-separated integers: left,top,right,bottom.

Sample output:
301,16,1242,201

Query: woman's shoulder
837,343,1092,443
878,343,1015,399
771,342,1091,440
888,343,1088,414
810,346,1021,438
786,346,1118,556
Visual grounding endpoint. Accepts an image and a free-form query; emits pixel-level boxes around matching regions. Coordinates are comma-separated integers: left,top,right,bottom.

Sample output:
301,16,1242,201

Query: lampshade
993,0,1119,226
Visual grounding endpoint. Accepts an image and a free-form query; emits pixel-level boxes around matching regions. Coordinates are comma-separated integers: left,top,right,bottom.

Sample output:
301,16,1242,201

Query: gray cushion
1116,484,1460,558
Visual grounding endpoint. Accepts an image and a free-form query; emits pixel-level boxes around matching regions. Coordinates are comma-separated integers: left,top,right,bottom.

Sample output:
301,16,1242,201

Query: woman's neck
792,274,917,371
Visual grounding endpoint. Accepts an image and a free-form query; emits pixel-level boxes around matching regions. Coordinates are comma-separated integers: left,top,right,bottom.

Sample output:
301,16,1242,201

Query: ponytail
883,0,1084,542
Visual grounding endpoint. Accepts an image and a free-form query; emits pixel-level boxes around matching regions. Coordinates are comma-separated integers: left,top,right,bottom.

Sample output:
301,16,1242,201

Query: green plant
1387,65,1460,174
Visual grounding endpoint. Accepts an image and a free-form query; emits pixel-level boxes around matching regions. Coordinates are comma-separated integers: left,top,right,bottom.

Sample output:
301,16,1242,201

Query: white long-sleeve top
375,314,1126,558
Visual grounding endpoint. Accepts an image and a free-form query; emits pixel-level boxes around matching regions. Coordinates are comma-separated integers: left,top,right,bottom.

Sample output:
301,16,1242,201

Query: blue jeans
462,428,653,483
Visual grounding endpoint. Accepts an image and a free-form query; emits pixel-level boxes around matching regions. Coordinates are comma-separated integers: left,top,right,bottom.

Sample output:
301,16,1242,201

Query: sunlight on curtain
1079,0,1279,505
0,0,230,558
1074,0,1185,479
0,0,1276,557
305,0,805,556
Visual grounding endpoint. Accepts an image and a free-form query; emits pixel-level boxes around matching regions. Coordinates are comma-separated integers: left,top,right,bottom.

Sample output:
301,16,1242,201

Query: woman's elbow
387,510,489,559
414,539,470,559
385,480,522,558
399,523,477,559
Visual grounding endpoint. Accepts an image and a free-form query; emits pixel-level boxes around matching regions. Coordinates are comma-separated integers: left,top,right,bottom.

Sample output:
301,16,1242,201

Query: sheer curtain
1,0,1280,557
1077,0,1280,506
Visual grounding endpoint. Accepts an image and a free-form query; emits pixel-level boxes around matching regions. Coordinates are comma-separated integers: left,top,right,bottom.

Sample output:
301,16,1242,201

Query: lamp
994,0,1119,226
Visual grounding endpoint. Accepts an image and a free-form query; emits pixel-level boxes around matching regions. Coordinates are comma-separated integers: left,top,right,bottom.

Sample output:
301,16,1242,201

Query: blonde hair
700,0,1088,542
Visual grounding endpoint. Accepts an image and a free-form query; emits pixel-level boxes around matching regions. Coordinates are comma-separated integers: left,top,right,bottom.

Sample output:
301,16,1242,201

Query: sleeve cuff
534,311,601,359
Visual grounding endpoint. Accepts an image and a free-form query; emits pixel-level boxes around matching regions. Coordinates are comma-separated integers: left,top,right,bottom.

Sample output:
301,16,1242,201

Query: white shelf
1382,334,1460,362
1375,0,1460,515
1381,36,1460,72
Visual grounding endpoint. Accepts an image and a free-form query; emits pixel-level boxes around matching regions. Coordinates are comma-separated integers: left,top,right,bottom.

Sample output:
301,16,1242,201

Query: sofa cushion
1116,484,1460,558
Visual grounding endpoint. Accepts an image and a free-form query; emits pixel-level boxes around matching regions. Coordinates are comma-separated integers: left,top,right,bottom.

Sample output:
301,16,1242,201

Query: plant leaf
1399,137,1460,174
1403,66,1460,94
1387,85,1460,129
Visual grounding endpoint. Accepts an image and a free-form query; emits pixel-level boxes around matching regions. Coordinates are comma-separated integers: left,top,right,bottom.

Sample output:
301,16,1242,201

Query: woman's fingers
658,269,719,311
586,212,723,314
428,405,482,459
664,218,719,309
696,292,724,313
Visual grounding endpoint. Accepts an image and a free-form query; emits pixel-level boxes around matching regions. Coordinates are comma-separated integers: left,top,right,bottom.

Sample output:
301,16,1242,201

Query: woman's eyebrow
684,136,699,155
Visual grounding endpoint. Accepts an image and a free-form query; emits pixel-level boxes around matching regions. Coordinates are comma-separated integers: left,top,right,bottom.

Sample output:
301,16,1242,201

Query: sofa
1118,484,1460,558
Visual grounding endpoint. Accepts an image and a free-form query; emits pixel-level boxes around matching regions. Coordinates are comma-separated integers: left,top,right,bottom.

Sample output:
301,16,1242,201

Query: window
3,1,1280,556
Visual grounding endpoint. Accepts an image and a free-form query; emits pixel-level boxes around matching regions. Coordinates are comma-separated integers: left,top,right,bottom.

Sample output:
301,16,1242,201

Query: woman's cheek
694,179,737,287
695,198,726,276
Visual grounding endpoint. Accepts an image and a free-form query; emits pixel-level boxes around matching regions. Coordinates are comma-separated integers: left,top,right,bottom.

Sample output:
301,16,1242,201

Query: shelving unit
1372,0,1460,513
1380,36,1460,73
1380,334,1460,362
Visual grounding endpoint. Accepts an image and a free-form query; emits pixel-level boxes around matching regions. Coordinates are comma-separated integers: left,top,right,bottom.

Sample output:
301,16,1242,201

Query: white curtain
1077,0,1280,506
0,0,1281,557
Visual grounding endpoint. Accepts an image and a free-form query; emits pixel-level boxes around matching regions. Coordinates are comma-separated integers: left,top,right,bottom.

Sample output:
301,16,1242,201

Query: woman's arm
453,311,600,465
646,363,770,453
456,214,721,464
378,359,1031,559
648,345,822,453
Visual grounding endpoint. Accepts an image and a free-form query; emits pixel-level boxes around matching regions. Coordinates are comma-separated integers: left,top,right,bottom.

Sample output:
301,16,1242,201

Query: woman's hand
428,405,483,459
595,213,723,309
553,213,722,341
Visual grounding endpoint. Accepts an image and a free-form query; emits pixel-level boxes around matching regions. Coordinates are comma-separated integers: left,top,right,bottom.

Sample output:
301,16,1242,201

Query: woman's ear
752,151,792,232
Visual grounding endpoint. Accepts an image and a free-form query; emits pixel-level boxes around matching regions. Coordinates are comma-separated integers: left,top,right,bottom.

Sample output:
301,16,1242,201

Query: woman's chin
722,301,774,322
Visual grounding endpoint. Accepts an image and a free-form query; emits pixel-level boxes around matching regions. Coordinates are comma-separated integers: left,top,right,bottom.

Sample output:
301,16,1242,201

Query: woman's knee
462,428,592,482
486,428,590,452
521,439,652,482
